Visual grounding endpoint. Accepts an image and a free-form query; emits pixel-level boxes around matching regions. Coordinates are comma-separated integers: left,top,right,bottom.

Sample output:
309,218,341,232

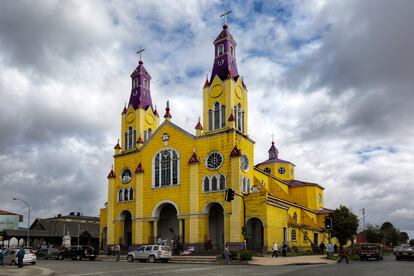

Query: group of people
271,242,288,258
157,236,183,255
106,244,121,261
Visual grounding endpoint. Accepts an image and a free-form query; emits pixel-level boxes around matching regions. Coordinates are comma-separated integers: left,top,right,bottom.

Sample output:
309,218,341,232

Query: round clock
120,168,132,184
145,113,154,125
126,112,135,123
210,85,223,98
235,85,243,99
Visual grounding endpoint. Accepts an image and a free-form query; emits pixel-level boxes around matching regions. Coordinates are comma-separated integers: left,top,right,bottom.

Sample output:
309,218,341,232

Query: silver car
3,249,37,266
127,245,172,263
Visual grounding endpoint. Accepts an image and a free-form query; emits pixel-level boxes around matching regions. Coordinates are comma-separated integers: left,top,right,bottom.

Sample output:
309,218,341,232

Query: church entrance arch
206,202,224,249
156,203,179,242
119,210,132,250
246,217,264,252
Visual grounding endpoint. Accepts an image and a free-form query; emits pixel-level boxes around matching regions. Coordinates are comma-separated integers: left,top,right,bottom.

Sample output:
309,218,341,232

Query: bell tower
202,22,248,136
120,50,160,152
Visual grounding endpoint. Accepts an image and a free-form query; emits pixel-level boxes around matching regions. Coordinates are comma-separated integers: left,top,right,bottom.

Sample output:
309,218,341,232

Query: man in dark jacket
17,247,25,268
337,247,350,264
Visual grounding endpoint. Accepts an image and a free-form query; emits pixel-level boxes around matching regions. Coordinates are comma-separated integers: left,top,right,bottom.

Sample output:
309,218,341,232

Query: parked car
358,243,383,261
37,247,61,260
57,245,97,261
395,245,414,261
3,248,37,265
127,245,172,263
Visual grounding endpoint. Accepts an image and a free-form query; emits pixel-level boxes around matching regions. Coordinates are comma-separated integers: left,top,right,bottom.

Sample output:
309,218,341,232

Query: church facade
100,23,333,253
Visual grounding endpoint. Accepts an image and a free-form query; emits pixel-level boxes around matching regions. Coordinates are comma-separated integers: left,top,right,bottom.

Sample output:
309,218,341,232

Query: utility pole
362,208,366,242
13,198,31,247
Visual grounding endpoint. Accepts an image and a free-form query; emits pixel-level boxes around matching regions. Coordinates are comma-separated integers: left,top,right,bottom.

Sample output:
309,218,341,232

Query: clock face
145,113,154,125
120,168,132,184
210,85,223,98
235,85,243,99
126,112,135,123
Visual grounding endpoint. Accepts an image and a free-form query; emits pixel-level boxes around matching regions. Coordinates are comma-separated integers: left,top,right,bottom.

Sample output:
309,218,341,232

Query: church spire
128,48,154,110
268,141,279,159
210,21,239,83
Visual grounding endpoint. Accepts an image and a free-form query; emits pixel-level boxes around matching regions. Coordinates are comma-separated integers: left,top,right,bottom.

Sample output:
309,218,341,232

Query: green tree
398,232,409,244
380,222,399,247
409,239,414,247
331,205,359,248
365,224,382,243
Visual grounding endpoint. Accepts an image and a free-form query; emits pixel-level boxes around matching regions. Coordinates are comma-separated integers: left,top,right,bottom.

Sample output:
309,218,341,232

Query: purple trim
128,62,153,110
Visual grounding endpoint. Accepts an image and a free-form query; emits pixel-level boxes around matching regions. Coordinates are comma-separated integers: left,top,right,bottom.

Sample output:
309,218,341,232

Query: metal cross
137,47,145,61
220,10,231,25
271,133,275,143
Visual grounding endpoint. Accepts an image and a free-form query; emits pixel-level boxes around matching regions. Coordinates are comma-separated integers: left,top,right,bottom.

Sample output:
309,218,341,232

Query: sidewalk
249,254,336,266
0,266,54,276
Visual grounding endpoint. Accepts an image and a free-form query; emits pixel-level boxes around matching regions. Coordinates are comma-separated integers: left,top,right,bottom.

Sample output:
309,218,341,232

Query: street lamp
13,198,31,247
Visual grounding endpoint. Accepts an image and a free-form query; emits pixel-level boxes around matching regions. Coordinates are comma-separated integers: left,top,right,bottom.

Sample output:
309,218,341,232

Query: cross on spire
137,47,145,62
220,10,231,26
271,133,275,143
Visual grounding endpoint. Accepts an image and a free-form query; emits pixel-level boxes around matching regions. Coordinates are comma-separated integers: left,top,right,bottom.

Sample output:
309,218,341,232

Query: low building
0,209,23,247
1,212,100,249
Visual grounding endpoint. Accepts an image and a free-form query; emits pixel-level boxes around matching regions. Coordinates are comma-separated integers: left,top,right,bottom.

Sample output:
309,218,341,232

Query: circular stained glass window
205,151,223,170
120,168,132,184
278,167,286,174
240,154,249,172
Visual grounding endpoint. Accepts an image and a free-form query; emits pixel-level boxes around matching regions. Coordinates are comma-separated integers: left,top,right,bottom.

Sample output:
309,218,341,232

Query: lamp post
13,198,31,247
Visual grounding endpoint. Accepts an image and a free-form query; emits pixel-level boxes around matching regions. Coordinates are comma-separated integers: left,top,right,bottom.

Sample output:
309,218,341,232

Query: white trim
202,174,226,192
205,151,224,170
152,200,180,217
203,201,225,215
118,209,132,220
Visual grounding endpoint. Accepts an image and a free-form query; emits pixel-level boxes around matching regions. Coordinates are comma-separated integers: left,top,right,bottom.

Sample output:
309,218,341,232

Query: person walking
223,245,231,265
319,242,326,254
115,244,121,262
17,247,25,268
272,242,278,258
282,242,288,257
0,247,4,266
337,247,350,264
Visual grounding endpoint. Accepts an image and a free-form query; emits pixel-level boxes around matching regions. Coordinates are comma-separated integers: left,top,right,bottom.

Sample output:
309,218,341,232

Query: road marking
67,265,184,276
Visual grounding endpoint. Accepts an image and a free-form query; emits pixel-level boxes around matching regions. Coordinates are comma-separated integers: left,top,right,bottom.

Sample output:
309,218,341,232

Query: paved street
1,255,413,276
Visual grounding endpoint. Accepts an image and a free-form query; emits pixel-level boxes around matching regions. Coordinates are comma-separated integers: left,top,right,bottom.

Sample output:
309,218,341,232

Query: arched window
264,167,271,174
218,44,224,56
153,149,180,187
203,176,210,192
230,46,234,56
125,127,136,150
219,175,226,190
148,128,152,137
234,104,244,133
293,212,298,222
242,177,250,194
211,176,218,191
118,189,123,202
209,102,226,131
144,130,148,142
124,188,128,201
129,188,134,200
144,79,148,89
247,178,250,193
291,230,297,241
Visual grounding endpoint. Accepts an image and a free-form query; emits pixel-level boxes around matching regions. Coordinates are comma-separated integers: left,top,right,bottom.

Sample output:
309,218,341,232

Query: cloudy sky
1,0,413,237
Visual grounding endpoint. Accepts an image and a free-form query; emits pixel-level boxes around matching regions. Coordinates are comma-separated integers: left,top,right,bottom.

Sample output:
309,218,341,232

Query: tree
398,232,409,244
365,224,382,243
409,239,414,247
380,222,399,247
331,205,359,248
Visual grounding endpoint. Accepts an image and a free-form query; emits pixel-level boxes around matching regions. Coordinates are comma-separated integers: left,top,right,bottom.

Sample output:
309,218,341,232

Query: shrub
229,250,239,260
239,251,253,261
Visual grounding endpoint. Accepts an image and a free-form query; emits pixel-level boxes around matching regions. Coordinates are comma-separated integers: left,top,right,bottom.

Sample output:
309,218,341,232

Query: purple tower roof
210,24,239,83
128,60,154,111
256,142,295,166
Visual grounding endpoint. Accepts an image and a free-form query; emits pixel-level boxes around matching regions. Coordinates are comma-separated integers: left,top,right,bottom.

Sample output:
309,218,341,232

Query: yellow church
100,22,334,254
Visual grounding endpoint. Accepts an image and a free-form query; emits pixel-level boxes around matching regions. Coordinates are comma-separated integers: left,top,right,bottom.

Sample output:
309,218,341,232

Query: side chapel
100,22,334,253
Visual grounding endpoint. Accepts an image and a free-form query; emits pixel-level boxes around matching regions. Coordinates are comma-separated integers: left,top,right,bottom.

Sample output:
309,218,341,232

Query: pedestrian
271,242,278,258
223,245,231,265
337,247,349,264
282,242,288,257
115,244,121,262
327,241,334,258
17,247,25,268
319,242,326,254
0,247,4,266
157,236,162,245
334,244,338,254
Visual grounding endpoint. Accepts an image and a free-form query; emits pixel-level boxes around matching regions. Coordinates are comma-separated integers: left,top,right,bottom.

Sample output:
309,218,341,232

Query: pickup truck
57,245,97,261
358,243,383,261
